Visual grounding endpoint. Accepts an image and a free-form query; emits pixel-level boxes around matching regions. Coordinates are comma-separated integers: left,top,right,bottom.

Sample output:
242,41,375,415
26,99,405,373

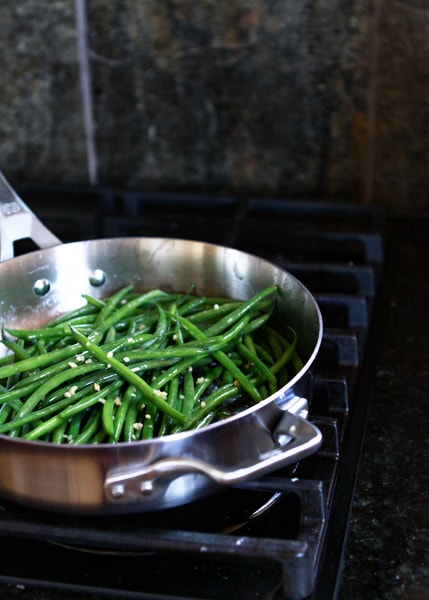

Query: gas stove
0,185,387,599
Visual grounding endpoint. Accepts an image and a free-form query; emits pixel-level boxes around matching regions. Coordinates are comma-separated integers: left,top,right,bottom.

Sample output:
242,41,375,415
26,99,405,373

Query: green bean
103,326,117,344
95,284,134,326
6,320,94,343
142,402,157,439
24,381,122,441
291,350,304,373
0,283,304,443
0,336,33,361
150,304,170,346
171,304,184,345
157,377,180,438
73,407,101,444
102,393,116,438
269,326,298,375
100,289,173,332
124,390,139,441
112,336,232,362
40,303,99,327
0,353,15,368
16,362,106,419
171,313,262,402
222,369,234,385
191,411,217,430
69,327,187,424
68,411,84,442
253,342,275,366
243,333,257,356
112,384,135,442
150,314,251,390
193,365,223,402
0,384,93,434
241,312,272,335
52,419,69,444
203,285,277,336
36,341,48,355
0,402,14,426
182,368,196,417
0,340,94,380
0,380,45,405
7,330,157,394
178,383,240,432
81,294,105,311
237,341,277,386
176,296,208,316
180,301,240,324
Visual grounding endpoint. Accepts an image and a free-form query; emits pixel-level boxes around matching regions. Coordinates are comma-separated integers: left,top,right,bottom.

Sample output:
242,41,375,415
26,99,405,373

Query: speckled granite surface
0,217,427,598
339,217,429,599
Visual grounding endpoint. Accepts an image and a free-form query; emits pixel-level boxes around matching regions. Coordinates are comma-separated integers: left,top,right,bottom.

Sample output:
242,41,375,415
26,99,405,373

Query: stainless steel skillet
0,172,322,513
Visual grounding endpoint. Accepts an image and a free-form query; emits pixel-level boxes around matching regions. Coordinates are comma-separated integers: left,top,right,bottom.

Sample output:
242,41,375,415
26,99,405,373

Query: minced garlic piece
63,385,78,398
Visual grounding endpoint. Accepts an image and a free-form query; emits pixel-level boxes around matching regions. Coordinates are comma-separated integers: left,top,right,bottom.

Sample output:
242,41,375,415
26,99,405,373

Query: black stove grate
0,185,387,599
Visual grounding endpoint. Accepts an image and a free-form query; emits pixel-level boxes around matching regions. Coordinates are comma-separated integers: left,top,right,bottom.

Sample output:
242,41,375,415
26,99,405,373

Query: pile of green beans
0,284,302,444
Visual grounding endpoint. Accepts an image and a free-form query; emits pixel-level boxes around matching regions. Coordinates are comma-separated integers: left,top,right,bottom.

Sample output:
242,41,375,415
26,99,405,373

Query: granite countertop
0,217,427,600
340,217,429,599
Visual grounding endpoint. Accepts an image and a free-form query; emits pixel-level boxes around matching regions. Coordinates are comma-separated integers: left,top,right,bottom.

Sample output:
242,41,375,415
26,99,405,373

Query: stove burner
49,490,284,557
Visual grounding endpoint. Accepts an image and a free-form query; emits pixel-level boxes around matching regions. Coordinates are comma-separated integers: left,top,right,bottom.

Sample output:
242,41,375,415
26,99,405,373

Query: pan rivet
140,481,154,496
110,483,125,499
33,279,51,296
89,269,106,286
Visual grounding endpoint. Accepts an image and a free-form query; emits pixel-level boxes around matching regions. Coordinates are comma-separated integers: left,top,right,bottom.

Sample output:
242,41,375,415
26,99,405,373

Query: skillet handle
0,171,61,262
104,408,322,504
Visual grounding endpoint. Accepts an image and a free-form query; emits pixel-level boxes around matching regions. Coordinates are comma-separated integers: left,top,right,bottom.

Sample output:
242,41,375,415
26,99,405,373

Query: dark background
1,1,429,218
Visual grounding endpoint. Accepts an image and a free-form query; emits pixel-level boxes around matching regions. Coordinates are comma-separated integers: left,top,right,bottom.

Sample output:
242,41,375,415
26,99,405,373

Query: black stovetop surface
0,185,388,600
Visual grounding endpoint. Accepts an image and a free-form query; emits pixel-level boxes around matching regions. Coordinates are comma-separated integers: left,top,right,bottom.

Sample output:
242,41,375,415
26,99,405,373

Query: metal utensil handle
0,171,61,262
104,408,322,503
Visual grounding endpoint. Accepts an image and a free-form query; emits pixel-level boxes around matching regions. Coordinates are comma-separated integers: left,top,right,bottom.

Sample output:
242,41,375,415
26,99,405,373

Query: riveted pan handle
104,407,322,503
0,171,61,262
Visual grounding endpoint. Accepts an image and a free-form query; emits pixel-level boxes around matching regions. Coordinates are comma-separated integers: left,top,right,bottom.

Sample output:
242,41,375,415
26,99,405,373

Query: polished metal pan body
0,172,323,513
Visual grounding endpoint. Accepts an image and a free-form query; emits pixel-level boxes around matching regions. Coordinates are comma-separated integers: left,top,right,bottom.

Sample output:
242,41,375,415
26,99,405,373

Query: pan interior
0,237,322,362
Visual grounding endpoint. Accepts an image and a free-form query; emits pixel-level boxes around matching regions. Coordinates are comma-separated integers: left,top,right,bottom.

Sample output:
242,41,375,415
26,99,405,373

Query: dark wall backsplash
0,0,428,217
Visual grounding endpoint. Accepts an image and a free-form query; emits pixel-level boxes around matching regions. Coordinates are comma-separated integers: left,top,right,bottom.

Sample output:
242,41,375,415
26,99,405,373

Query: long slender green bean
24,381,122,441
69,327,187,424
170,313,262,402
